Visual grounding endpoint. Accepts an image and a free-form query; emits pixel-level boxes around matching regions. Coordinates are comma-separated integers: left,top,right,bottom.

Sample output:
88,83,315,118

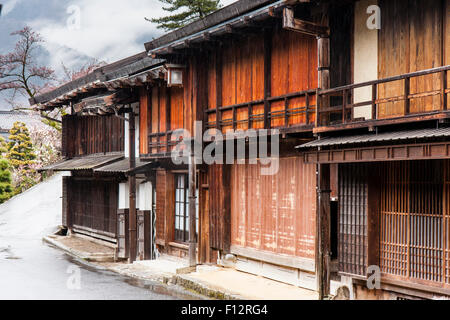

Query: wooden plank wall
207,28,318,131
68,178,118,236
230,157,316,259
142,56,201,156
378,0,449,118
270,29,317,127
62,115,124,158
209,164,231,252
139,87,151,155
155,169,175,248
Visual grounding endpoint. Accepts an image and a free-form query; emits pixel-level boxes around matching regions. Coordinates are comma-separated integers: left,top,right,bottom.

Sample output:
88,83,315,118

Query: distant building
0,110,44,140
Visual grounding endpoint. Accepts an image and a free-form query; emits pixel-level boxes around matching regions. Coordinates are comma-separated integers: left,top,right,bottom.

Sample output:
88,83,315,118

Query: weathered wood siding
206,28,318,131
378,0,449,118
62,115,124,158
209,164,231,252
139,87,151,155
155,169,175,247
230,158,316,259
67,177,118,236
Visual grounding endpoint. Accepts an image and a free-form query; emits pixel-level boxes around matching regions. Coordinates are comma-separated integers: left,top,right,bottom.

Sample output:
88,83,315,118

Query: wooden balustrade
316,65,450,129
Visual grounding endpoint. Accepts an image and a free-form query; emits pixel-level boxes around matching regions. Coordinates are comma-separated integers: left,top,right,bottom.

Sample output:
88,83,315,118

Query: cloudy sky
0,0,236,109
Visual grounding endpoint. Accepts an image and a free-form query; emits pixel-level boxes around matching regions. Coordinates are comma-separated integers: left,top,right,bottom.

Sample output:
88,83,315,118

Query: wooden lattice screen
338,164,368,276
380,160,450,286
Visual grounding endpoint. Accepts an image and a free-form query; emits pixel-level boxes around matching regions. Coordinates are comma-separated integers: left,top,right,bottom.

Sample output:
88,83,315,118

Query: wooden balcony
204,89,317,134
315,65,450,133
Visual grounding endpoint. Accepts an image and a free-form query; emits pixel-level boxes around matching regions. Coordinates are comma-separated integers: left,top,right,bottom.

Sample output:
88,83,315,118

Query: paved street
0,173,196,300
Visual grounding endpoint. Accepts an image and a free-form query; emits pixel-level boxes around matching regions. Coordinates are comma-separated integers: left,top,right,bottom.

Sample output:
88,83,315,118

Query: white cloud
2,0,23,16
29,0,168,64
28,0,238,64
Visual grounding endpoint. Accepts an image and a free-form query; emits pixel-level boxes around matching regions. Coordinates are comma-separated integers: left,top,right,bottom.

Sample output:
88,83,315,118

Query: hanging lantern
166,64,185,87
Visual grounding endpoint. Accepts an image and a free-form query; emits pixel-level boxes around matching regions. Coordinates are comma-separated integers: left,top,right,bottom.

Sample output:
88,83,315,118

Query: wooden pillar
367,165,381,268
188,151,197,267
317,9,331,299
318,36,330,124
317,163,331,299
129,110,137,263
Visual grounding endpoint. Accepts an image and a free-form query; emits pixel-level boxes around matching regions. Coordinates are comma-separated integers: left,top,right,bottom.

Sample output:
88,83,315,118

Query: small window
174,174,198,243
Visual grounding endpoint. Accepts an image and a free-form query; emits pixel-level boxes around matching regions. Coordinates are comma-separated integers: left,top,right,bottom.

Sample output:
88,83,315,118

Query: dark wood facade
64,175,119,241
62,115,125,158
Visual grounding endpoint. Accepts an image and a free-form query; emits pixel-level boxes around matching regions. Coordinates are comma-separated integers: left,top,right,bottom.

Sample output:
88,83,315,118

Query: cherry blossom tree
0,27,63,130
0,27,55,100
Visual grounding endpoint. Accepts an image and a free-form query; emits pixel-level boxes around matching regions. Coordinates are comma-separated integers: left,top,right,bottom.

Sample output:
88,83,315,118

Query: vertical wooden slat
442,70,448,110
263,28,272,129
305,93,310,124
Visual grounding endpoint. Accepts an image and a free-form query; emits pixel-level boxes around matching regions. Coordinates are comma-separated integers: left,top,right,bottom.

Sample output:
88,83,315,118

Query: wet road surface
0,173,198,300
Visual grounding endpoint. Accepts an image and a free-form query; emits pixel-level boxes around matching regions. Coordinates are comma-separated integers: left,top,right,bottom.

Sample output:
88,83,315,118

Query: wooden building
34,52,165,260
297,0,450,299
31,0,450,299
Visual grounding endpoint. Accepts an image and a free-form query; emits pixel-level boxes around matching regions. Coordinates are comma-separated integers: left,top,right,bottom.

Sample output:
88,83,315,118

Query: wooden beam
129,110,137,263
317,163,331,299
282,7,329,37
303,140,450,164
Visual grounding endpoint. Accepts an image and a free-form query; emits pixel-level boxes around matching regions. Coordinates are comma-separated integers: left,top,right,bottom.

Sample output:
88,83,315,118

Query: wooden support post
284,97,289,126
188,151,197,267
129,109,137,263
264,28,272,129
317,163,331,299
317,23,330,299
248,103,252,129
342,89,347,124
442,70,447,111
315,90,320,128
305,93,310,124
318,37,330,126
404,77,410,115
372,84,378,120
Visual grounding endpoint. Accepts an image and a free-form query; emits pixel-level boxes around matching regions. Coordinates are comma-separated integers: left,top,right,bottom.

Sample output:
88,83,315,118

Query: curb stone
42,236,115,262
173,274,244,300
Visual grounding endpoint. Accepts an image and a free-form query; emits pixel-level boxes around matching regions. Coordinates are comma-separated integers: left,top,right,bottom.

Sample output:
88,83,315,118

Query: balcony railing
204,89,317,133
316,65,450,131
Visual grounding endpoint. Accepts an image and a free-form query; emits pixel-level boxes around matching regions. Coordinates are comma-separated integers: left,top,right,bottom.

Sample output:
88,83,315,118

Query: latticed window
380,160,450,286
174,174,198,243
338,164,368,276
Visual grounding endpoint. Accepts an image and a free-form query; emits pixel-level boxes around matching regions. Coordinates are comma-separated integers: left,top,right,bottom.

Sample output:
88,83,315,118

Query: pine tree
6,122,36,169
0,137,8,157
0,159,13,204
148,0,221,31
